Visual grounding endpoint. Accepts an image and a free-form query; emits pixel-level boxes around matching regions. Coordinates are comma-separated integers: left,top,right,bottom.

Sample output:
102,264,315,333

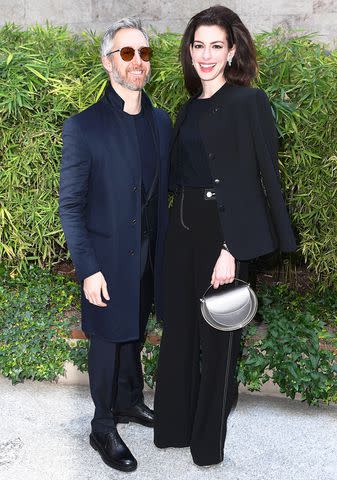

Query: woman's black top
176,98,213,188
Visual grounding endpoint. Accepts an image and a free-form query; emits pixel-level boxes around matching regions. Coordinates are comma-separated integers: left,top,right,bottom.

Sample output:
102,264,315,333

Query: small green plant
0,265,79,383
238,285,337,405
141,340,160,389
69,339,88,373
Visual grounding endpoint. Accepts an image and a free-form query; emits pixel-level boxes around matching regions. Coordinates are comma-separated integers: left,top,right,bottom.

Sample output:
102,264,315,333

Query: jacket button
214,178,220,184
219,204,225,212
208,153,215,160
129,249,135,256
133,186,138,192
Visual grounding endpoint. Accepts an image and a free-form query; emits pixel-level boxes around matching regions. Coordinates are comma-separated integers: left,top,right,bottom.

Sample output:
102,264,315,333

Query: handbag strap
201,278,250,300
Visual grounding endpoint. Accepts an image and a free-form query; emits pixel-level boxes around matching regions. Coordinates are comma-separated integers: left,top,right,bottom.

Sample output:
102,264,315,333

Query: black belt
174,186,217,201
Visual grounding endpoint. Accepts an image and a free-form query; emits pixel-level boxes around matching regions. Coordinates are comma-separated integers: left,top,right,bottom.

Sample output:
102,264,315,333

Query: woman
154,5,297,467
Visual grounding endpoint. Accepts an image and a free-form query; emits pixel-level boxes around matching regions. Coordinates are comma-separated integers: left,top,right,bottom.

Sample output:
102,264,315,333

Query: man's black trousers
88,188,157,433
88,249,154,434
154,187,249,466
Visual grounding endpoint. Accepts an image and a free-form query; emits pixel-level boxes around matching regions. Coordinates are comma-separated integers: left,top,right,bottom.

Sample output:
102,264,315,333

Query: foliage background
0,25,336,404
0,24,336,287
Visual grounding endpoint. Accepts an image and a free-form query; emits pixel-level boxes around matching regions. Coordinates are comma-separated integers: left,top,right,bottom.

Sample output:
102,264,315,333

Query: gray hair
101,17,149,56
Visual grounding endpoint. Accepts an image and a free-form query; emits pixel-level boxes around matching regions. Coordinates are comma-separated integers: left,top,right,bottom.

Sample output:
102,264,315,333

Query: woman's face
190,25,235,84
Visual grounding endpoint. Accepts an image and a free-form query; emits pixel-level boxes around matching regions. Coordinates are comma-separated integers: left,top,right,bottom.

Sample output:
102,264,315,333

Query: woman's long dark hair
181,5,258,95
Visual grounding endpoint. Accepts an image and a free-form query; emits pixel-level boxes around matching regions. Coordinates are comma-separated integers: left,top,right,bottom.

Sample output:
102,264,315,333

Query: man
59,18,171,473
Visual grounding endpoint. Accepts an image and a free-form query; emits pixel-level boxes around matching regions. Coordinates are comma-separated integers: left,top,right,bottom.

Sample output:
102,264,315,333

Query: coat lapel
144,104,160,203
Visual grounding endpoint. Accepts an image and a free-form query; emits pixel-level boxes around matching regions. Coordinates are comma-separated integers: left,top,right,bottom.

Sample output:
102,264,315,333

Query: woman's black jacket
169,83,297,260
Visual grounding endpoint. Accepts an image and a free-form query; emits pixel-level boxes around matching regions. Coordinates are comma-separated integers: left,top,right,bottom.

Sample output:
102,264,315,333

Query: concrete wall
1,0,336,44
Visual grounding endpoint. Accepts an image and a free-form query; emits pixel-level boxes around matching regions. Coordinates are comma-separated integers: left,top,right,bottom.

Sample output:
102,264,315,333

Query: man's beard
111,63,151,91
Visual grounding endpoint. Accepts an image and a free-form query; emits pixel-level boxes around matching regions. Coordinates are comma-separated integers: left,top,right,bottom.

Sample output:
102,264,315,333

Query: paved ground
0,376,336,480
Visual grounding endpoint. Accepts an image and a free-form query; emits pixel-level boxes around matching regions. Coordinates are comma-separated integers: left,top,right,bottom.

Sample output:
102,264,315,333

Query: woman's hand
211,250,236,289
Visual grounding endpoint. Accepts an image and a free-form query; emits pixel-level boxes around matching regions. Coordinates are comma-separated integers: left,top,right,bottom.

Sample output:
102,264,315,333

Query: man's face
103,28,151,91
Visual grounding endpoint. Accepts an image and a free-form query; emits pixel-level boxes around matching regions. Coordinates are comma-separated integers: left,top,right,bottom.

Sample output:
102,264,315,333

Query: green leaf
6,52,14,65
25,66,48,81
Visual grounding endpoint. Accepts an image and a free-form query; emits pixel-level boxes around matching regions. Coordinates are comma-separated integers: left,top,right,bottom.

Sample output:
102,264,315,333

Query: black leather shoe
115,402,154,428
89,430,137,472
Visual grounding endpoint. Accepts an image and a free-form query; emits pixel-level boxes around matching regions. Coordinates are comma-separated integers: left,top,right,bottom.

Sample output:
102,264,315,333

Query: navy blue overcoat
59,85,171,342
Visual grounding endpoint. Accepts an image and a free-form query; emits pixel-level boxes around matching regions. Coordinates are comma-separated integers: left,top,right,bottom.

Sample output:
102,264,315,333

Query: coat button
214,178,220,184
129,249,135,256
208,153,215,160
219,204,225,212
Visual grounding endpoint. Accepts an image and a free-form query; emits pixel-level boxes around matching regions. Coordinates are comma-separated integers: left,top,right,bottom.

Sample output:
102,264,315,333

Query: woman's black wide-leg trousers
154,187,249,466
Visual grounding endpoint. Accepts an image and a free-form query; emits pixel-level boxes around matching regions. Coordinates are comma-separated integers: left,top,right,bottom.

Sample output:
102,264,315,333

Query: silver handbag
200,279,258,331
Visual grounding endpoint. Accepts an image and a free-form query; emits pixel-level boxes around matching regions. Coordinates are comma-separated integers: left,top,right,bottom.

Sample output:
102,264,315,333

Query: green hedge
0,24,336,287
0,266,335,405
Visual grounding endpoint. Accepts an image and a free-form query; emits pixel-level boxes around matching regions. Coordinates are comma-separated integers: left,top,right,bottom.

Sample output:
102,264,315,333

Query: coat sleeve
59,117,101,281
251,89,297,252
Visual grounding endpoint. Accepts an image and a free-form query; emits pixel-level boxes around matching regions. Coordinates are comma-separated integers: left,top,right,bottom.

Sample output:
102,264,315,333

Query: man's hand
211,250,236,289
83,271,110,307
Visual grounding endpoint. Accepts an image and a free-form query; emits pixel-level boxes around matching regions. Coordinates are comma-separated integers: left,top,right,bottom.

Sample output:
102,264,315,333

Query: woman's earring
228,56,232,67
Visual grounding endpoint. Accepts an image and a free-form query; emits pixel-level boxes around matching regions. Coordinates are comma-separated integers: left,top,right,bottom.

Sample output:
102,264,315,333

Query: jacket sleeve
251,89,297,252
59,117,101,281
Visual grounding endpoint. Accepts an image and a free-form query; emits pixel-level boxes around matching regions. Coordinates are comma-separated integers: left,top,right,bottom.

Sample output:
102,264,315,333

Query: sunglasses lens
139,47,152,62
120,47,135,61
119,47,152,62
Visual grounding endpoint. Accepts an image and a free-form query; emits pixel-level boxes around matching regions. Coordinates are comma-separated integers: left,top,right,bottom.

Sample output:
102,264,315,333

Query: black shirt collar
104,82,152,113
